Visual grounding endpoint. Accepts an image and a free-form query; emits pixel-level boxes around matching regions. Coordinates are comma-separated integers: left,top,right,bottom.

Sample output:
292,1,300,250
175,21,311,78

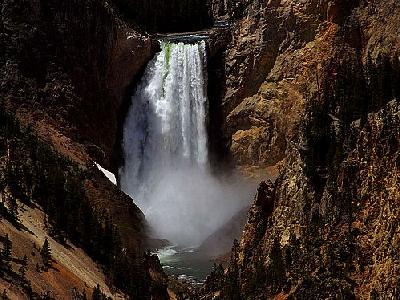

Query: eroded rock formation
1,0,399,298
203,0,400,298
0,0,162,298
1,0,155,170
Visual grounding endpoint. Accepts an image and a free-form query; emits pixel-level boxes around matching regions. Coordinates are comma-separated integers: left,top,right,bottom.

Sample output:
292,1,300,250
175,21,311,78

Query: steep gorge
0,0,399,299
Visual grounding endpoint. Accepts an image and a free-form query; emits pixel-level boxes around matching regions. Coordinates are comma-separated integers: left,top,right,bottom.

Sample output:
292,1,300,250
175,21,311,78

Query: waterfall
120,41,251,247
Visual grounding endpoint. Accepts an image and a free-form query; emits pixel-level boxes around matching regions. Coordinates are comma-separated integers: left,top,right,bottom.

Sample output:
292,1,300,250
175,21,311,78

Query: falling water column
120,41,210,246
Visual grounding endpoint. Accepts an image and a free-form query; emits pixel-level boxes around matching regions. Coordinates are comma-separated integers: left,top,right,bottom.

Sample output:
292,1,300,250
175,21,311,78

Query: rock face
202,0,400,298
219,0,331,176
0,0,163,298
212,0,370,177
213,100,400,299
1,0,400,298
1,0,155,170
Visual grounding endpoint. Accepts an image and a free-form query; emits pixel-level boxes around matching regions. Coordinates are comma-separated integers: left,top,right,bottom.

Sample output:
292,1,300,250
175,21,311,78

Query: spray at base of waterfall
120,40,253,247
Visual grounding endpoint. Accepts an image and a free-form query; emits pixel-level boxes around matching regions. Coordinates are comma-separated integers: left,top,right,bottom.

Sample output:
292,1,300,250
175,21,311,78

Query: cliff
0,0,164,298
1,0,155,170
1,0,399,298
203,0,400,298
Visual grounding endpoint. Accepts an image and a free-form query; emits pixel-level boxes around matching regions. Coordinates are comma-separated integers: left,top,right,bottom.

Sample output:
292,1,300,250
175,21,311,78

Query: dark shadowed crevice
207,47,233,172
113,0,213,33
110,46,160,178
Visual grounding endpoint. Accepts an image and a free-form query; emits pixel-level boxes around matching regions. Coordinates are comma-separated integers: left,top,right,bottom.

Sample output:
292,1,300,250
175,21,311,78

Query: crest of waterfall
120,41,251,246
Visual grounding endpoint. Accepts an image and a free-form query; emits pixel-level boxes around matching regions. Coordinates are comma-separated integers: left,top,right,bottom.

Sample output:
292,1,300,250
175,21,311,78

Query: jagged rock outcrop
1,0,400,298
202,0,400,298
211,99,400,299
1,0,155,170
0,0,164,298
214,0,369,177
219,0,331,176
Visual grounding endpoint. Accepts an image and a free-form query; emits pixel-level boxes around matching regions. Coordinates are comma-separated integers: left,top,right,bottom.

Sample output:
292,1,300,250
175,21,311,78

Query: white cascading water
120,41,251,247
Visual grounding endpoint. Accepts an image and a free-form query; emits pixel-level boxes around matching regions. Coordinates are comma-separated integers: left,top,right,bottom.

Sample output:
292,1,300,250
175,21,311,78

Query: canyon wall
1,0,399,298
1,0,156,170
203,0,400,298
214,0,373,177
0,0,166,298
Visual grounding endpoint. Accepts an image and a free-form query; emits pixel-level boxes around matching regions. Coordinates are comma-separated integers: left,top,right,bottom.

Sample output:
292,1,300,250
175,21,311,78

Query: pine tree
268,238,286,293
19,255,28,278
92,284,106,300
1,289,8,300
40,237,51,269
225,239,241,300
92,284,100,300
0,202,5,220
2,234,12,269
41,291,52,300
